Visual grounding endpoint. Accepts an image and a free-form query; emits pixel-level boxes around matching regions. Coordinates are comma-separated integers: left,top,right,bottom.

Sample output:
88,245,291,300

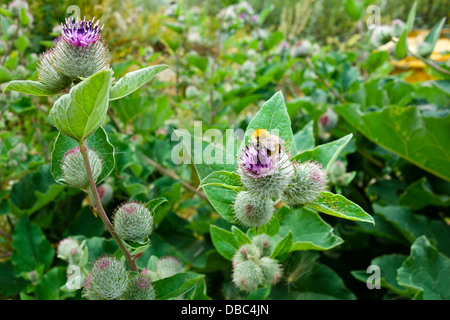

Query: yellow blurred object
381,29,450,83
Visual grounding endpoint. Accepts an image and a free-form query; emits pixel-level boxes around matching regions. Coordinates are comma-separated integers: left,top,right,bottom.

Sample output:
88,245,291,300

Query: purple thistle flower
237,138,294,200
61,17,103,47
239,143,274,177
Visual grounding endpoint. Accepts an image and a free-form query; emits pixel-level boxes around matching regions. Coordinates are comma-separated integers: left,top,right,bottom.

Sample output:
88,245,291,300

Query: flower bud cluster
235,129,328,227
82,255,155,300
232,235,282,292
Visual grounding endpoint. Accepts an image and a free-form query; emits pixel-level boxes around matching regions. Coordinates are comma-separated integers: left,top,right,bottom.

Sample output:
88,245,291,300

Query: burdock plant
3,15,170,300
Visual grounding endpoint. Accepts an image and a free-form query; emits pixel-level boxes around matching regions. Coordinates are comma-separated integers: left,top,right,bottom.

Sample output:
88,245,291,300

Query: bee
251,129,284,156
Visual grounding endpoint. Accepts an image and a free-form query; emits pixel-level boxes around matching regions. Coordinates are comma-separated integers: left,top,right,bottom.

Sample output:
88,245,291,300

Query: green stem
78,140,138,272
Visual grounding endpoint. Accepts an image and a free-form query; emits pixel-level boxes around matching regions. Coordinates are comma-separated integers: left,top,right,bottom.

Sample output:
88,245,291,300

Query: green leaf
153,272,204,300
406,1,417,32
109,65,169,101
398,177,450,210
292,134,353,171
241,91,294,150
293,120,315,153
35,267,67,300
0,65,12,84
270,231,293,262
231,226,251,247
49,69,112,142
397,236,450,300
271,252,356,300
395,28,408,60
0,261,28,298
278,206,343,251
336,104,450,182
308,192,374,224
50,126,115,186
374,205,450,257
12,217,55,277
174,130,238,223
199,170,242,191
14,35,29,52
210,225,239,261
351,254,412,297
421,18,446,58
0,7,12,16
3,80,57,96
345,0,362,21
9,166,65,216
146,197,168,213
19,8,30,26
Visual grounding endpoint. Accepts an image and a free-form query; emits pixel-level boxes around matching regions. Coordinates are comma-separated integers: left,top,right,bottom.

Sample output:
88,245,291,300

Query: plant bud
121,273,155,300
83,255,129,300
259,257,282,286
282,160,328,206
328,160,355,187
370,26,393,48
318,109,338,132
153,256,185,280
232,244,261,266
232,260,263,292
290,40,312,58
57,238,81,262
97,183,113,205
113,201,153,242
251,234,273,257
234,191,274,228
59,146,103,190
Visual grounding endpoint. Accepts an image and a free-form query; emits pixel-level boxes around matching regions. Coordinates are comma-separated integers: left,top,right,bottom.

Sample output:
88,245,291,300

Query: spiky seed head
232,244,261,266
121,274,155,300
59,146,103,190
37,17,110,93
232,260,263,292
154,256,185,280
259,257,283,286
282,160,328,206
57,238,80,262
251,234,273,257
234,191,274,228
113,201,153,242
237,136,294,200
82,255,129,300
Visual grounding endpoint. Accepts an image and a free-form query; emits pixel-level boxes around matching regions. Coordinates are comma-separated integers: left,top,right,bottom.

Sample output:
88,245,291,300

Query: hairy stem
78,140,138,272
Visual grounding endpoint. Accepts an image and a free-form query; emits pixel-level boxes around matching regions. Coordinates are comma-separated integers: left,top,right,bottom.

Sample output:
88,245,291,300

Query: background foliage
0,0,449,300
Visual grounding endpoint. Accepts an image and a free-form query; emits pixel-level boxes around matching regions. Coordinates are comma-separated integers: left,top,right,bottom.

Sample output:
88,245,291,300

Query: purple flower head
239,143,274,177
61,17,103,47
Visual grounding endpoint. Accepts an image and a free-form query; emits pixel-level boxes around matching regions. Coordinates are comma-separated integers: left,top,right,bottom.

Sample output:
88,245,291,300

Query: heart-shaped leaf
49,69,112,142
